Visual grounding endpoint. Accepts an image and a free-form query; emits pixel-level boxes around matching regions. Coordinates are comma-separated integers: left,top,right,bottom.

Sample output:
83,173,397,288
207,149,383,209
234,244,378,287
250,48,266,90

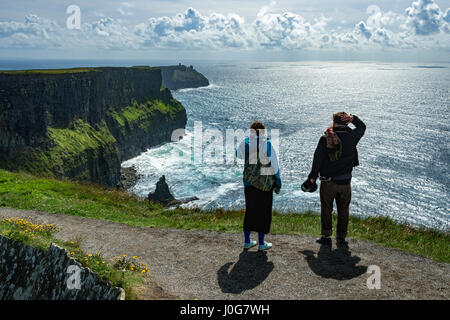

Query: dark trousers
320,181,351,238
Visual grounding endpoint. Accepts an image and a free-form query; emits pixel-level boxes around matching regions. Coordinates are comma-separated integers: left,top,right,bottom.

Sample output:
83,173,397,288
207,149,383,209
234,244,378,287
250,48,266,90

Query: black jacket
308,115,366,181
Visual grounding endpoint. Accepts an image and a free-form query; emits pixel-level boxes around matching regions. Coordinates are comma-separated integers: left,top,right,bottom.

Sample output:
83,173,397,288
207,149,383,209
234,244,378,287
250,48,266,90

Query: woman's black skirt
243,186,273,234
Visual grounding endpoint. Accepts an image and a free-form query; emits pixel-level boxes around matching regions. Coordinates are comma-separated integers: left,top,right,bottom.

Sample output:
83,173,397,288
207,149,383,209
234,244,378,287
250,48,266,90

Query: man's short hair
333,112,348,125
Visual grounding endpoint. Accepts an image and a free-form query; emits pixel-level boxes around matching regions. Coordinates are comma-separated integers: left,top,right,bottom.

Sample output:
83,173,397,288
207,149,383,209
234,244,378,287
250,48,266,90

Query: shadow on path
300,244,367,280
217,250,274,294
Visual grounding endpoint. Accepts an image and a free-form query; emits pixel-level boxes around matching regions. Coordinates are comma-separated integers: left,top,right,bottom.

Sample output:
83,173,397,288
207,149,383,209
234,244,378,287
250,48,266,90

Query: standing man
303,112,366,245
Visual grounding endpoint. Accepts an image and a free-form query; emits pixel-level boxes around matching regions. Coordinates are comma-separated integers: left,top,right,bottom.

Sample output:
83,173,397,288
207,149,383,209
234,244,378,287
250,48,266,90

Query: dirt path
0,207,448,300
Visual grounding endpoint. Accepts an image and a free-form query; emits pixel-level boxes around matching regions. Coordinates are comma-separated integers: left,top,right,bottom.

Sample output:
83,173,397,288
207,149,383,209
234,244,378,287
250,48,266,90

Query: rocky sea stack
0,66,187,186
148,175,198,207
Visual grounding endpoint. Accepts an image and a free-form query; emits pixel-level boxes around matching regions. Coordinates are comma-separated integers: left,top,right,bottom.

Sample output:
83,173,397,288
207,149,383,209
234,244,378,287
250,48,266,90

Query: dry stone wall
0,235,124,300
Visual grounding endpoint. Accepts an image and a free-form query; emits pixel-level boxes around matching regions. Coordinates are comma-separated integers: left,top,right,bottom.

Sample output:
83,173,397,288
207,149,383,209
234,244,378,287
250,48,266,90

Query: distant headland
161,64,209,90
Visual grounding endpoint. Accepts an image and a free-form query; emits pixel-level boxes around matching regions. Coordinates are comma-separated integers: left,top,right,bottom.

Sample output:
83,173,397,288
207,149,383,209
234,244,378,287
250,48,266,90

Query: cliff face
161,65,209,90
0,67,187,186
0,235,125,300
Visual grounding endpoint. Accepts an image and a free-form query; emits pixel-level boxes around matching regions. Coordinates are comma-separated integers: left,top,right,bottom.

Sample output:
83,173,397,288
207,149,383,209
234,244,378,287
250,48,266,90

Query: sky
0,0,449,61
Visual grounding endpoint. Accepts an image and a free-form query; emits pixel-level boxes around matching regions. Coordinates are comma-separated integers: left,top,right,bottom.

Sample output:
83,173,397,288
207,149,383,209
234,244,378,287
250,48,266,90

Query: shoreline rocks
148,175,199,207
117,165,142,190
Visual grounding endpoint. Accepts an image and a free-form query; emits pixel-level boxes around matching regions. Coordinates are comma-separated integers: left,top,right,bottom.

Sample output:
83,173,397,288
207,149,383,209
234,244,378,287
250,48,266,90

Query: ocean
1,59,449,230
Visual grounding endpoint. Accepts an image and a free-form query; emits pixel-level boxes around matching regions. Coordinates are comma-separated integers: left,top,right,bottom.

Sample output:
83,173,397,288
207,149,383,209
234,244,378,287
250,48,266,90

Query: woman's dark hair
250,121,265,136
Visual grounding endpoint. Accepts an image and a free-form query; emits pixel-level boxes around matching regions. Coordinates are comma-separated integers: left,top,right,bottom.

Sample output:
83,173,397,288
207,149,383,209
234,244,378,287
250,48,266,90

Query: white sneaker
258,242,272,251
244,240,257,249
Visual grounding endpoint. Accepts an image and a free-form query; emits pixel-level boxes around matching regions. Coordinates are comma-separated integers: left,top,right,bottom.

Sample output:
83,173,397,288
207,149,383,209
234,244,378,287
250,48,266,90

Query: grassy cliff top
0,66,158,75
0,67,100,75
0,169,448,262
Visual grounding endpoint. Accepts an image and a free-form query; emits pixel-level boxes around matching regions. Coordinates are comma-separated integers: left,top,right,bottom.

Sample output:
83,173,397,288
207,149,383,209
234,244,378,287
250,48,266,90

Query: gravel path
1,207,448,300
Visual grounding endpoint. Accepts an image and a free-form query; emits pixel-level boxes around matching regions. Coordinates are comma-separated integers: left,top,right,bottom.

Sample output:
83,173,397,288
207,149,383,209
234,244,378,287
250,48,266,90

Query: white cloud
366,5,406,31
444,8,450,23
134,8,251,49
117,2,134,17
81,17,137,49
0,14,62,48
355,21,372,39
338,1,449,50
405,0,444,35
257,0,277,18
0,1,448,52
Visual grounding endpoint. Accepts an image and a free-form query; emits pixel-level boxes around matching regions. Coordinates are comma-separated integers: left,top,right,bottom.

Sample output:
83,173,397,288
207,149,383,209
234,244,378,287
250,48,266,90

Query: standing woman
236,121,282,251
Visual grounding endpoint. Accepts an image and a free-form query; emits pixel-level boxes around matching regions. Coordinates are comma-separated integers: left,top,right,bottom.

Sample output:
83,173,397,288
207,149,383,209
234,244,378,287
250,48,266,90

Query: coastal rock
161,65,209,90
148,175,175,205
148,175,199,207
117,165,142,190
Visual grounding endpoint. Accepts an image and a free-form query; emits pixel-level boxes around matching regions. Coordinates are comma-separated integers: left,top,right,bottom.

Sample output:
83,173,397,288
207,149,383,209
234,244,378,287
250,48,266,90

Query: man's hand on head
340,113,354,124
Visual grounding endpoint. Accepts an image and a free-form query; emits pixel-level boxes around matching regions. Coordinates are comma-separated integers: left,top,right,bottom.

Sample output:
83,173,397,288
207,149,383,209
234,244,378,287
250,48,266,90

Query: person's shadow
217,250,274,294
300,243,367,280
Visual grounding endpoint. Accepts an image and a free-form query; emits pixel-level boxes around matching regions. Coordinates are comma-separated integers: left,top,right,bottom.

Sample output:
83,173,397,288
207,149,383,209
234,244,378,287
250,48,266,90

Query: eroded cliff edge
0,67,186,186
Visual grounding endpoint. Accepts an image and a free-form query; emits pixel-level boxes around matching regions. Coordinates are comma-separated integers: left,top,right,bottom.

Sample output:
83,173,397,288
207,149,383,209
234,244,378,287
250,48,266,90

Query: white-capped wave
176,83,218,93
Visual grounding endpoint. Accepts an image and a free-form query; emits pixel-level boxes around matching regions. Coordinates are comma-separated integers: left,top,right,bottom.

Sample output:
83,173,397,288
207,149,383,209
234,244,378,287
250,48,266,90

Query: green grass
0,68,100,75
48,119,117,158
0,119,118,179
0,66,157,75
0,169,448,263
0,217,57,251
109,98,182,129
0,217,146,299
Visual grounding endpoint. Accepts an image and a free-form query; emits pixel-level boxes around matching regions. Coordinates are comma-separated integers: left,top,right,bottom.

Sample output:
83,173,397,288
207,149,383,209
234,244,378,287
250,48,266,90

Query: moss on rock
0,119,120,185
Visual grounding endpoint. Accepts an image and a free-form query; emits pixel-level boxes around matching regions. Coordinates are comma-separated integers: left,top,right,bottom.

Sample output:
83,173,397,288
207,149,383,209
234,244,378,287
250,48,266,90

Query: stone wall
0,235,124,300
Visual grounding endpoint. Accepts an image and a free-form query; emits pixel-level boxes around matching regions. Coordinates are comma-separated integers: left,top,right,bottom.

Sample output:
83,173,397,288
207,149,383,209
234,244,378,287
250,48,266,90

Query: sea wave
176,83,218,93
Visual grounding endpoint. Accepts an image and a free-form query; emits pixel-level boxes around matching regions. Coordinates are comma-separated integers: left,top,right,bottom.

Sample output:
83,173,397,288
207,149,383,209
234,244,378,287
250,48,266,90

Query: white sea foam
176,83,218,93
